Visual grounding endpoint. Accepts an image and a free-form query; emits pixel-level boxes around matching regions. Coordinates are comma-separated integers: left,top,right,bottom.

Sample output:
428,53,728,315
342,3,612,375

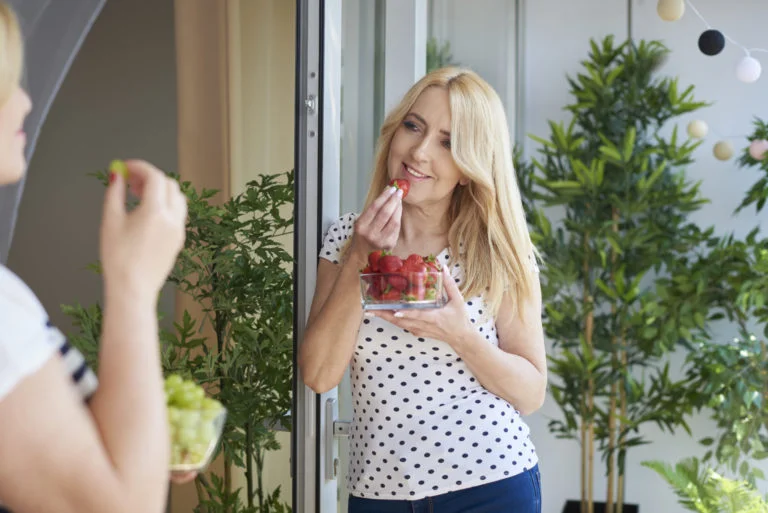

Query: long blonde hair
0,1,22,106
363,67,537,319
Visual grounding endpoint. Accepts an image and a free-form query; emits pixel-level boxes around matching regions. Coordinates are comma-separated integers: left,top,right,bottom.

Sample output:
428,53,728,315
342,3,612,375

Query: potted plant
643,119,768,508
642,458,768,513
515,36,714,513
63,170,295,513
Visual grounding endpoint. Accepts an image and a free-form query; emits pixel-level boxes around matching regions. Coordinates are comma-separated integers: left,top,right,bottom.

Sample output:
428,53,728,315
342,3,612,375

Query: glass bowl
360,270,446,310
168,405,227,473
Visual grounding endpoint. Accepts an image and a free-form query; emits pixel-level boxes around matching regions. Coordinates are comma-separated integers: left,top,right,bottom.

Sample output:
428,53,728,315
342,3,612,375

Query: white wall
8,0,177,331
429,0,519,141
520,1,768,512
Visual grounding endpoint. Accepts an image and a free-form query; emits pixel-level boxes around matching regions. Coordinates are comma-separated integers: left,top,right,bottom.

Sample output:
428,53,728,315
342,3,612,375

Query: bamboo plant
516,36,713,513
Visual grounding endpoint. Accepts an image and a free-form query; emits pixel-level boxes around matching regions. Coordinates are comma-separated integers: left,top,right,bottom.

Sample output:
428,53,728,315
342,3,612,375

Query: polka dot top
320,213,539,500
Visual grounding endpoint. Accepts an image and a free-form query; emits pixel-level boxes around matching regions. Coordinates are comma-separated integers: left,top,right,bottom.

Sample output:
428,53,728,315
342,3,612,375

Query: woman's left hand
373,267,472,347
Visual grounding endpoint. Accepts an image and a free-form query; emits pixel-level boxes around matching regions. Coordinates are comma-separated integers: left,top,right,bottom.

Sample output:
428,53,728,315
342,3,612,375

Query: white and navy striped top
0,265,98,510
0,265,98,403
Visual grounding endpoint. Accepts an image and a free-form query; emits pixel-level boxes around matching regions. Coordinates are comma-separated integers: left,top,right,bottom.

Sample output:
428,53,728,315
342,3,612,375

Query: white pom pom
657,0,685,21
736,56,762,83
687,120,708,139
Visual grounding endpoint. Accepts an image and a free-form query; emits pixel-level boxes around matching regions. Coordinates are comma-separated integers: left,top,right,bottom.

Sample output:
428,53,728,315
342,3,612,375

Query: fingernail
108,172,116,184
396,189,403,198
393,312,404,318
387,186,397,195
363,312,375,318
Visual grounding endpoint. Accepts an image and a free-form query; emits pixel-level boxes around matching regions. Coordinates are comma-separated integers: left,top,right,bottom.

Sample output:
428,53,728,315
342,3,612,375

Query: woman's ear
459,177,470,186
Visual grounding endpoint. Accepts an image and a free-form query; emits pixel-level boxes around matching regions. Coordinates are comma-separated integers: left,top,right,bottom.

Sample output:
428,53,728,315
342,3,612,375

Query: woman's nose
410,138,430,163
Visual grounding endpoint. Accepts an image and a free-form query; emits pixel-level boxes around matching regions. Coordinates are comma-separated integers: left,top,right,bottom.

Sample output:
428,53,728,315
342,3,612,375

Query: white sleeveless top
320,213,539,500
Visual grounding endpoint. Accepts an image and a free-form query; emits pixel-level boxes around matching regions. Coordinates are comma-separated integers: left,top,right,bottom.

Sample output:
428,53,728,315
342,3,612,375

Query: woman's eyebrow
407,112,451,137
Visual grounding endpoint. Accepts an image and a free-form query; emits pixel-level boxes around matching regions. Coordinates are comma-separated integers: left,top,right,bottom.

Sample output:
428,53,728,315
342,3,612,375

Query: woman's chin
0,162,27,186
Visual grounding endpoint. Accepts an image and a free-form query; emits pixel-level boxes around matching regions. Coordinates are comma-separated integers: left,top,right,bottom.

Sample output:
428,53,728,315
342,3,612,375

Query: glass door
294,1,523,511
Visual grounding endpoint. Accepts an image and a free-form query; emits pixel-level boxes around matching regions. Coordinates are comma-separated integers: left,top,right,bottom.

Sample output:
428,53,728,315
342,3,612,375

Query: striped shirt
0,265,98,510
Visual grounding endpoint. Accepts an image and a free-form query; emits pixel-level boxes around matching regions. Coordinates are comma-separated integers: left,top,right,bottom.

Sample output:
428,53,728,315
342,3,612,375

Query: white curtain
0,0,107,263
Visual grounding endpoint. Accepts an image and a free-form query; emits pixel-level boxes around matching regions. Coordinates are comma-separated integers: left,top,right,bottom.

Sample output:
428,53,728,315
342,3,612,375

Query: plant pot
562,500,639,513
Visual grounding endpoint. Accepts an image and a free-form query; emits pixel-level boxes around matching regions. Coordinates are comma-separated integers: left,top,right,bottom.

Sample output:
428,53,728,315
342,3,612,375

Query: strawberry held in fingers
388,178,410,198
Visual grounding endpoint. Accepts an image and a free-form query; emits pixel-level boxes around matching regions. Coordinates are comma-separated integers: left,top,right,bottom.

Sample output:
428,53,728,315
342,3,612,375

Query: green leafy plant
642,458,768,513
644,119,768,495
426,37,456,72
515,36,712,513
63,170,295,513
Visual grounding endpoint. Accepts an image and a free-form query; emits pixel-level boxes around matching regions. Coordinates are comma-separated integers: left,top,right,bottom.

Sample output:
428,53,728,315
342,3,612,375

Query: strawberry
401,261,428,287
388,179,410,198
387,274,409,291
368,250,386,272
405,254,424,267
365,275,383,300
379,254,403,273
405,284,426,301
424,254,442,272
381,287,402,301
360,265,373,274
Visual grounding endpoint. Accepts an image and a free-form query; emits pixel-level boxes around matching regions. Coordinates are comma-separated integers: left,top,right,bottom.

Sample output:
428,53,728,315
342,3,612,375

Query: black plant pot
562,500,639,513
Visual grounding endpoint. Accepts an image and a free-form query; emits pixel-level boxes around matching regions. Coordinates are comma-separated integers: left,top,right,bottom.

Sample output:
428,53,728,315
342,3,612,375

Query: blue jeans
348,464,541,513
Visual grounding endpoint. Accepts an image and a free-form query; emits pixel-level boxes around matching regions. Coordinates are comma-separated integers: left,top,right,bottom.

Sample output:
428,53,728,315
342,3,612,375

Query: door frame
292,1,528,510
292,0,341,511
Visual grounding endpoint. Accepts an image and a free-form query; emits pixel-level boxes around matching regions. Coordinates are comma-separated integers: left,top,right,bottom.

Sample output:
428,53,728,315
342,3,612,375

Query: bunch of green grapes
164,374,225,468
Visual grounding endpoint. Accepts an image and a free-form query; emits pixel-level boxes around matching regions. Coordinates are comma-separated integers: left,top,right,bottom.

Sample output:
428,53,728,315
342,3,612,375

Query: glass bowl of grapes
164,374,227,474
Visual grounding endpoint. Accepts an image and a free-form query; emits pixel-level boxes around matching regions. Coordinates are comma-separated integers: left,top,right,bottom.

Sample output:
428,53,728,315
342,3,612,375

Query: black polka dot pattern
319,213,539,500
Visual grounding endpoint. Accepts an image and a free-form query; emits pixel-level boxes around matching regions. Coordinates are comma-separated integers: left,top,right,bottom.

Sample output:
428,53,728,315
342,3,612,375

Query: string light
657,0,768,83
657,0,768,161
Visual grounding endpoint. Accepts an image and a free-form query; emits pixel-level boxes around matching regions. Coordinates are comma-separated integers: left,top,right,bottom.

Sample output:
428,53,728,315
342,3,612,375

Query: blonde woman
0,3,189,512
300,67,546,512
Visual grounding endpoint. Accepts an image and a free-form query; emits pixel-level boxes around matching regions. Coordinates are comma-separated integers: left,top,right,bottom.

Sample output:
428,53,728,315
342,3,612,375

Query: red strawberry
388,274,409,291
367,278,382,300
405,254,424,267
402,261,428,287
379,254,403,273
424,254,441,272
388,179,410,198
405,284,426,301
360,265,373,274
368,250,386,272
381,287,402,301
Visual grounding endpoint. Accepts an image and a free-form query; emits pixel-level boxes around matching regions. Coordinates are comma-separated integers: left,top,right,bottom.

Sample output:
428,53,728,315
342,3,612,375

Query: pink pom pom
748,139,768,160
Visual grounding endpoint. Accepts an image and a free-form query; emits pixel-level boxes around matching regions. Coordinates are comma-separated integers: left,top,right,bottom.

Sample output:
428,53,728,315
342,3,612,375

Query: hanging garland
657,0,768,161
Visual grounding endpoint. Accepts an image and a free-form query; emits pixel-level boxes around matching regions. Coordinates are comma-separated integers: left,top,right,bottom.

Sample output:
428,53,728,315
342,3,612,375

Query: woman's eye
404,121,419,131
442,140,451,149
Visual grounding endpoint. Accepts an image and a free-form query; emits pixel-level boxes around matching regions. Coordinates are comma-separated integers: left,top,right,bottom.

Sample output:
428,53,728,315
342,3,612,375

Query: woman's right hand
350,185,403,259
99,159,188,301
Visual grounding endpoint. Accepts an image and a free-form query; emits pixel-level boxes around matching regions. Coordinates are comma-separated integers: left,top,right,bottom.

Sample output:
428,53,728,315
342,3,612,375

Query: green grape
164,374,225,468
165,374,183,390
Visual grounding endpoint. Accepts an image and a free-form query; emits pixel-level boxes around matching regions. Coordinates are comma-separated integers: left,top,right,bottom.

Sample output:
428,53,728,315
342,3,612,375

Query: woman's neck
399,202,451,246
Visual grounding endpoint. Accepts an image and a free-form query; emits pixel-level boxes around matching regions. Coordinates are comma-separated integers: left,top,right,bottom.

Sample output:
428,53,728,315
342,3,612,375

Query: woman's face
387,86,467,207
0,84,32,186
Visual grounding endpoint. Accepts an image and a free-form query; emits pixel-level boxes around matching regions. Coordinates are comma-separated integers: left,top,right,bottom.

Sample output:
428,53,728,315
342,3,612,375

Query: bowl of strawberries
360,251,446,310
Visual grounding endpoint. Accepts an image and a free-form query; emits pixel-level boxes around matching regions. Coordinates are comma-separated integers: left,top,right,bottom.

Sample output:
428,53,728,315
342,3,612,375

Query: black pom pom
698,29,725,56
